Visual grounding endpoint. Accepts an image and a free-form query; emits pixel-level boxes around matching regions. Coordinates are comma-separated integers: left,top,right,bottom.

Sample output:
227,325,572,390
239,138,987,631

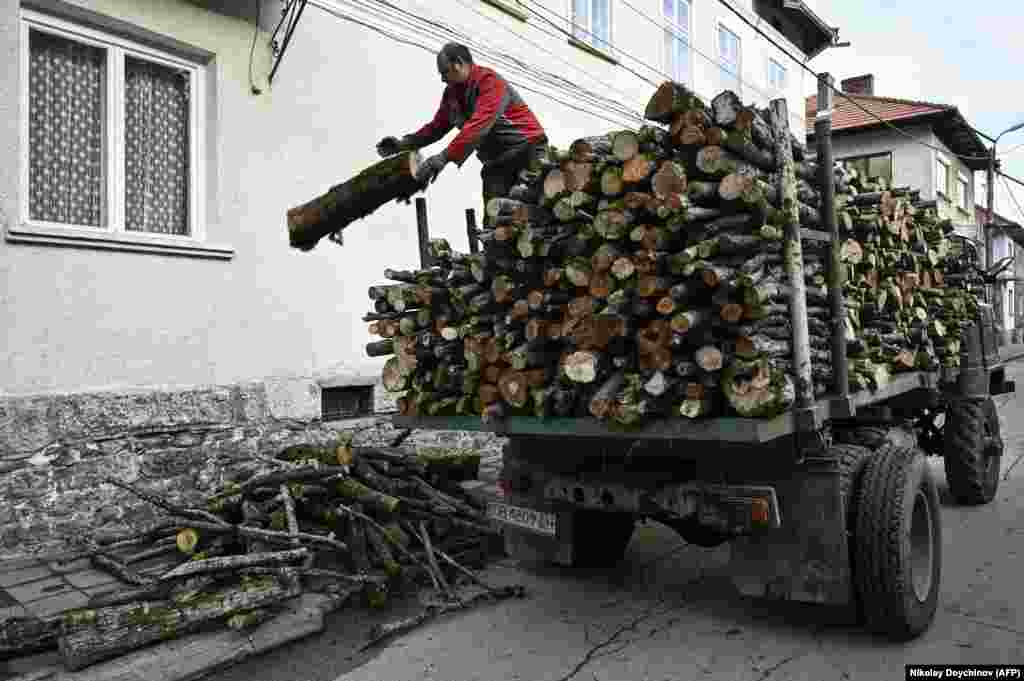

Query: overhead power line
309,0,643,128
1000,175,1024,223
712,0,996,163
341,0,640,123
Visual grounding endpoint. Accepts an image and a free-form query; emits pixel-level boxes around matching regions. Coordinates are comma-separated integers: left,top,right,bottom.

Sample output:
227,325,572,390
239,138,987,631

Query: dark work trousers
480,138,547,227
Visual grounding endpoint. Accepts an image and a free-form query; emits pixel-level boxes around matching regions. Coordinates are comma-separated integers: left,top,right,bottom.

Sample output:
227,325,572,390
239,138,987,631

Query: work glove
416,152,449,185
376,136,403,158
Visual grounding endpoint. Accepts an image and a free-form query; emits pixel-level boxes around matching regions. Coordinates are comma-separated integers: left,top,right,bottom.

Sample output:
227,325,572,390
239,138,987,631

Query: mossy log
644,81,707,124
722,359,796,418
58,575,301,671
287,151,422,251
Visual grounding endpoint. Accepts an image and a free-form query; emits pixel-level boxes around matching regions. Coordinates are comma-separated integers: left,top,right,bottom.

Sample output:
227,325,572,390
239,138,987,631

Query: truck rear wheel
853,446,941,640
943,398,1003,505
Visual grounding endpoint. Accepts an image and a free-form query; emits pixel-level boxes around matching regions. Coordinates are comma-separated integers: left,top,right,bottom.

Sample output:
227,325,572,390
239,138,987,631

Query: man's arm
445,70,507,166
404,92,454,149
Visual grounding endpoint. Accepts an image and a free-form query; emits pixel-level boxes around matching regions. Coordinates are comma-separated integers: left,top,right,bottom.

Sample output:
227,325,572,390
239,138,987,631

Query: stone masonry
0,377,505,561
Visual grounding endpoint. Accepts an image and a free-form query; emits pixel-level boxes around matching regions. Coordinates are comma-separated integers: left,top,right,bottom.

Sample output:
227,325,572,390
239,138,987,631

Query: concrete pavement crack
1002,441,1024,481
946,611,1024,637
552,600,681,681
753,651,808,681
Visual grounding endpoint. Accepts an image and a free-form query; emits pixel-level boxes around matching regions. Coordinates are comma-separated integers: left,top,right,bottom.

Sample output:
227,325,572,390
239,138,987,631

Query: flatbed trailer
384,85,1016,641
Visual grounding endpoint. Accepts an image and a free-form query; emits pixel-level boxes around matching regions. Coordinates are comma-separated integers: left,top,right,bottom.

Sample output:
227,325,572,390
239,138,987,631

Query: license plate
487,502,557,536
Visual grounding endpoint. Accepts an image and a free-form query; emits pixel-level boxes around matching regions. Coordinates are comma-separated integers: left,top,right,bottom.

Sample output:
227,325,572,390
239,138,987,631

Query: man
377,43,547,225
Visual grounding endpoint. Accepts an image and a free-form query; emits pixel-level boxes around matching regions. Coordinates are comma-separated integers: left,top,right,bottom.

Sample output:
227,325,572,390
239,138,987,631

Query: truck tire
943,398,1003,505
853,446,941,640
834,426,890,450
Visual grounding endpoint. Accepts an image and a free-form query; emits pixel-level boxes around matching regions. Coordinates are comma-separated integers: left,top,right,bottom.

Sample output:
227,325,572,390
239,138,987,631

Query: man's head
436,43,473,85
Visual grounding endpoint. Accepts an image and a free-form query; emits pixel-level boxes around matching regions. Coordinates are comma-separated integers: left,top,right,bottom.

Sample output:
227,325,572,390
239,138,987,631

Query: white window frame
957,172,969,211
13,9,230,259
717,23,742,97
768,57,786,93
662,0,691,86
569,0,614,54
935,155,950,198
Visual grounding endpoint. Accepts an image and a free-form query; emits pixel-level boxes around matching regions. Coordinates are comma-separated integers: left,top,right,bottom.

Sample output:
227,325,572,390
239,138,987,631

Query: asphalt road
214,363,1024,681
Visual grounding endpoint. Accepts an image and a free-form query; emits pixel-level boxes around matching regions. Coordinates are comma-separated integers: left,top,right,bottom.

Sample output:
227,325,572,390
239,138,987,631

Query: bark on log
287,152,422,251
58,575,301,671
644,81,706,124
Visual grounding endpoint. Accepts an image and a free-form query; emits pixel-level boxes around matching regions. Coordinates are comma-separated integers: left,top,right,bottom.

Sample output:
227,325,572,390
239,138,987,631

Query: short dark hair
438,43,473,67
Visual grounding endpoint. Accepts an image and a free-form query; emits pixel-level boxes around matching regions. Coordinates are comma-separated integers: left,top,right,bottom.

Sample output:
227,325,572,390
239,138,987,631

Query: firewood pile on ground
0,437,519,670
365,82,979,424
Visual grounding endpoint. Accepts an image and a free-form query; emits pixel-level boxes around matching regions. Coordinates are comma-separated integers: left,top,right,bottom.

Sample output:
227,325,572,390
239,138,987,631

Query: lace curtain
28,29,190,235
28,30,106,227
125,56,190,235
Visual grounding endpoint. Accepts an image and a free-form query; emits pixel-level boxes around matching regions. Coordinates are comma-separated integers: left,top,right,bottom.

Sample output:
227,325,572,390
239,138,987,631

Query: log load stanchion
816,72,850,401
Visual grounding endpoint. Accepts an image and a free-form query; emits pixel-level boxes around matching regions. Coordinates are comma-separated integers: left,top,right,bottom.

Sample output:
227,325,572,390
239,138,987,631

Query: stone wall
0,378,505,561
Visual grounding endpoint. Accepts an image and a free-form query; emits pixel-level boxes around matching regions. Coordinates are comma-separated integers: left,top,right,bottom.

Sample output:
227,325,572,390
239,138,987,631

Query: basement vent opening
321,385,374,421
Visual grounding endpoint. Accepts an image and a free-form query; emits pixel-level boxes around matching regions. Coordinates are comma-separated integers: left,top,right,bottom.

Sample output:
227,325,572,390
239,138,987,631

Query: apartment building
805,75,1022,341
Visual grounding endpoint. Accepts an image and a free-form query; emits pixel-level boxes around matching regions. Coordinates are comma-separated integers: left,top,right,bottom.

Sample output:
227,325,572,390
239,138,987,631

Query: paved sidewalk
1001,343,1024,364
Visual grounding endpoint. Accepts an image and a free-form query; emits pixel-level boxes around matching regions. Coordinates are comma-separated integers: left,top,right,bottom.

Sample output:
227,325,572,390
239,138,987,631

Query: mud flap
728,458,853,605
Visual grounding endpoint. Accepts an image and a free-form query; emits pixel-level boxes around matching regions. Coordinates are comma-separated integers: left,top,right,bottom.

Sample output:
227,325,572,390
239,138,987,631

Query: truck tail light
497,479,511,498
751,497,771,525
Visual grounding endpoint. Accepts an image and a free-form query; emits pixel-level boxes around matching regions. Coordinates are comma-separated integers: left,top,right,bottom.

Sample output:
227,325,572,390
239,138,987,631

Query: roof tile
805,93,950,134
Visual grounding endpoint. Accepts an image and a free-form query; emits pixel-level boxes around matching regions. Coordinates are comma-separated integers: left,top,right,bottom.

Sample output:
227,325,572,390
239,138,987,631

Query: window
15,11,224,257
957,173,969,211
717,25,741,96
935,156,950,197
768,58,786,92
662,0,690,85
840,152,893,188
572,0,612,53
322,386,375,420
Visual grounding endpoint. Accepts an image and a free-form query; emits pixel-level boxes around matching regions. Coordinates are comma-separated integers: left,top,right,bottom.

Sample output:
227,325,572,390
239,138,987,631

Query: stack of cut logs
2,438,511,670
366,82,978,423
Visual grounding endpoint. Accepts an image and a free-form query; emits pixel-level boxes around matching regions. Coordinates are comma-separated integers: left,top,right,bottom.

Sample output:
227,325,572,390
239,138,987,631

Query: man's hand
376,136,401,158
416,152,449,185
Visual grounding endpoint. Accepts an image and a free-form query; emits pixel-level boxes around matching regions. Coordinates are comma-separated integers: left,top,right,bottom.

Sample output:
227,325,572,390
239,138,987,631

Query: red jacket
408,65,546,166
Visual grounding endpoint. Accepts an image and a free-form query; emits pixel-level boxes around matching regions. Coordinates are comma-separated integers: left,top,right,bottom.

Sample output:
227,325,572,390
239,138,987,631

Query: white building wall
0,0,822,396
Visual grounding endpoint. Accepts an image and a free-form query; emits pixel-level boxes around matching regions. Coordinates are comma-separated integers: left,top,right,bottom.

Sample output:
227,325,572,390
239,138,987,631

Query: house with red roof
806,74,1020,340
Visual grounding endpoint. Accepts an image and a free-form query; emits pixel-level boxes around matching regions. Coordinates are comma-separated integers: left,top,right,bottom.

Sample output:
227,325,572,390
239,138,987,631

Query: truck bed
393,367,962,444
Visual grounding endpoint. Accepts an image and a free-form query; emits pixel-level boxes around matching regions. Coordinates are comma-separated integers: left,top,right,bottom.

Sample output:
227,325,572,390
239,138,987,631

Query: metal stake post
415,197,432,270
465,208,480,254
816,73,849,400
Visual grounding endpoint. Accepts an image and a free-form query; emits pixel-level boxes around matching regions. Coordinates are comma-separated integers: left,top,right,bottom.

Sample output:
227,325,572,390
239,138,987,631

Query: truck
394,223,1015,642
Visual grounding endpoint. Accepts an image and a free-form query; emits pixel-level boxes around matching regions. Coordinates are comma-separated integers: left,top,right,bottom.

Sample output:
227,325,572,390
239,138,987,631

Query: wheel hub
909,489,934,602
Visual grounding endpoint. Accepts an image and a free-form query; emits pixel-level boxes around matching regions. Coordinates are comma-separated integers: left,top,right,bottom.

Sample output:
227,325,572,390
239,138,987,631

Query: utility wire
1000,174,1024,223
339,0,644,124
713,0,996,163
618,0,778,108
450,0,650,118
348,0,645,123
515,0,663,88
999,170,1024,191
309,0,642,128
